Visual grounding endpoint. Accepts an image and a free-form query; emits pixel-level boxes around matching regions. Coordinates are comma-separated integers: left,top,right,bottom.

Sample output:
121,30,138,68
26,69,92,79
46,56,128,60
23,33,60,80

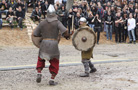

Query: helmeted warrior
78,17,97,77
32,4,69,85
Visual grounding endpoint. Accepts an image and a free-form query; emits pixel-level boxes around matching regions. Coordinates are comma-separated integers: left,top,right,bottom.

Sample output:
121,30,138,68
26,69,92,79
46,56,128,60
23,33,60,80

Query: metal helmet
47,4,56,16
79,17,87,23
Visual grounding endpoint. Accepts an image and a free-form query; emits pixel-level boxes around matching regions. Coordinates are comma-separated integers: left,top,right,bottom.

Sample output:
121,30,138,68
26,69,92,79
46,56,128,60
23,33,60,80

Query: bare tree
66,0,74,11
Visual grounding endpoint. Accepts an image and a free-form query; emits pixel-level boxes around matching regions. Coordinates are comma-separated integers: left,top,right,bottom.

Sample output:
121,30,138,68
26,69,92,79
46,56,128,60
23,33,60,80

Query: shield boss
72,27,96,51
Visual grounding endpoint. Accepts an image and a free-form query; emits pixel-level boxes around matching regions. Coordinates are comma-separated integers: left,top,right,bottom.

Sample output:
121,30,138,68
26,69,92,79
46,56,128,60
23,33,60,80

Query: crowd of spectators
0,0,138,44
0,0,26,30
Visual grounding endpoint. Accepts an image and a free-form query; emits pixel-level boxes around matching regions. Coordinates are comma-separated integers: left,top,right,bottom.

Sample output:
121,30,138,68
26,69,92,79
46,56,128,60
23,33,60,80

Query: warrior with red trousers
33,4,69,85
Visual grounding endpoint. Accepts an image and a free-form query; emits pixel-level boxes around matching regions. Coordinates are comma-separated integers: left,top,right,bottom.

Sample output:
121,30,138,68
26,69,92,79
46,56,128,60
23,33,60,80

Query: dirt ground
0,61,138,90
0,27,32,47
0,27,138,90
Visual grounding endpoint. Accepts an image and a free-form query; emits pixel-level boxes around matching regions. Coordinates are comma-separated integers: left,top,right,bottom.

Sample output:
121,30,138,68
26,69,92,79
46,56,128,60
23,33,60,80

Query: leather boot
36,73,42,83
49,80,58,86
89,61,97,73
79,72,89,77
79,60,89,77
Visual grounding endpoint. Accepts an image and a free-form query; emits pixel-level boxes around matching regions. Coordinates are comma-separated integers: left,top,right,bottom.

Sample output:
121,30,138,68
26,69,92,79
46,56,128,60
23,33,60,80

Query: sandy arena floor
0,27,138,90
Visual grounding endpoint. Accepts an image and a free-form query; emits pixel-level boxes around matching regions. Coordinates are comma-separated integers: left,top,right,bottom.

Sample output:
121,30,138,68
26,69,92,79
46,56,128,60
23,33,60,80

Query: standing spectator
121,7,129,42
115,12,124,43
72,1,79,9
58,5,67,27
77,8,83,17
122,0,127,8
91,5,97,16
16,6,24,30
0,11,2,29
30,7,41,22
47,0,54,5
72,2,79,17
89,1,93,8
136,15,138,40
129,0,135,6
91,0,97,3
87,12,95,30
74,12,81,29
93,13,102,44
87,0,92,4
79,1,87,11
41,1,49,19
134,9,138,39
54,0,62,4
135,3,138,9
122,11,128,43
105,11,114,41
111,5,116,32
121,7,129,18
67,8,74,34
62,0,67,5
103,6,109,32
128,13,136,44
129,4,135,14
6,7,15,29
134,9,138,19
82,8,88,18
55,1,61,9
97,2,104,19
122,8,128,42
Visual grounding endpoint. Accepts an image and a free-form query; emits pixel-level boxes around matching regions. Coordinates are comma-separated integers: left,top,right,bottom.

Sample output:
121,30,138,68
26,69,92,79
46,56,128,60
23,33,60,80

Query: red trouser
36,56,59,75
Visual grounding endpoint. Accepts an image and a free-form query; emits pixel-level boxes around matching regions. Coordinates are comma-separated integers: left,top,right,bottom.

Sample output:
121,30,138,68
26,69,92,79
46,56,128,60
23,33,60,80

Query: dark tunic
33,15,67,60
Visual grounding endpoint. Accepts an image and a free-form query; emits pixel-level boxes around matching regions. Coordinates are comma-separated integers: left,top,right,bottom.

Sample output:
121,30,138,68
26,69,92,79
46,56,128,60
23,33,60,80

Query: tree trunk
66,0,74,11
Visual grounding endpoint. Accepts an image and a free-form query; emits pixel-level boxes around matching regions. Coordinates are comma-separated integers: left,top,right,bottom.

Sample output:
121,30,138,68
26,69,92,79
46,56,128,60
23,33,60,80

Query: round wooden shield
72,26,96,51
31,31,42,48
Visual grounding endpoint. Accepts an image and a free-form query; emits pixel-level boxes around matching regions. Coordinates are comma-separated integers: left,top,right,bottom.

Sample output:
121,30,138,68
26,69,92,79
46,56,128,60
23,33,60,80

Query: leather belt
43,38,57,40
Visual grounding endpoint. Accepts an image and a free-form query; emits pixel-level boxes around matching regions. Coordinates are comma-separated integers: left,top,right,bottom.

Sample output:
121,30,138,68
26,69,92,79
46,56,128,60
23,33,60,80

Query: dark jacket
31,10,41,17
0,3,10,10
26,0,34,5
41,4,49,13
67,12,74,24
6,11,14,18
87,17,94,24
115,16,123,27
91,6,97,16
58,9,67,22
15,2,25,10
94,17,101,27
74,16,80,29
0,3,6,10
47,0,54,5
0,11,2,19
16,10,24,18
136,17,138,28
9,1,16,10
